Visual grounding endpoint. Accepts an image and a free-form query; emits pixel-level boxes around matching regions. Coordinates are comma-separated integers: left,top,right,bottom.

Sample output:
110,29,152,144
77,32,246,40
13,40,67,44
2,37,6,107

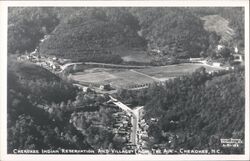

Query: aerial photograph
7,7,245,155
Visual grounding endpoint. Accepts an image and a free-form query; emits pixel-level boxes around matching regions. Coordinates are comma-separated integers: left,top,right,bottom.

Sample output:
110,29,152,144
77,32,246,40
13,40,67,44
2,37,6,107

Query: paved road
59,62,149,73
85,62,148,68
60,62,84,72
132,106,144,145
109,96,146,148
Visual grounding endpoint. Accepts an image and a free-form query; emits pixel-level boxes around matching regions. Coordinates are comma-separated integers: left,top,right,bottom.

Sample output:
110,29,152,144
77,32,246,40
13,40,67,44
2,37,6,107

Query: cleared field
201,15,234,42
111,46,153,63
122,53,153,63
135,63,221,79
70,71,116,83
70,63,222,89
110,71,155,88
70,68,155,88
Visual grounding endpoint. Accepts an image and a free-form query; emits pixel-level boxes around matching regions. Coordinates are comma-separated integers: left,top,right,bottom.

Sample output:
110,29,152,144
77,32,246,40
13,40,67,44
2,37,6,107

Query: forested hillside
39,8,146,63
115,67,245,153
8,7,244,63
130,8,209,58
8,58,125,152
190,7,244,47
8,7,59,54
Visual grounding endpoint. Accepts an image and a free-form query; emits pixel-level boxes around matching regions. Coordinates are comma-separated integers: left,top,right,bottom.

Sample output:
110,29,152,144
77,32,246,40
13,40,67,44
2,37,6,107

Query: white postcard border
0,1,249,161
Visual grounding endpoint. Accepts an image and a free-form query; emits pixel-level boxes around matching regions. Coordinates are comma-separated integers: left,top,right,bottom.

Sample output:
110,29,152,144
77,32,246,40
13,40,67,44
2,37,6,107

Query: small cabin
234,46,239,53
217,45,225,51
233,54,243,63
189,57,203,62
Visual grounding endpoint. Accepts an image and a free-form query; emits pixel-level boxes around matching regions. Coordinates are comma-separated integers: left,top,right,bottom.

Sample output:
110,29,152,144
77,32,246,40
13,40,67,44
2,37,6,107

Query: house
112,129,119,134
189,58,203,62
112,113,119,117
81,86,90,92
30,48,38,55
118,130,128,135
234,46,239,53
141,132,148,139
233,54,243,63
217,45,225,51
150,118,158,122
151,49,161,54
114,123,123,128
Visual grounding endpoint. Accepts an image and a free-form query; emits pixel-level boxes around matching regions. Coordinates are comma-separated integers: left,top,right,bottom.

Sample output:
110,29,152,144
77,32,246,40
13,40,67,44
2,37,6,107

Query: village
15,41,244,155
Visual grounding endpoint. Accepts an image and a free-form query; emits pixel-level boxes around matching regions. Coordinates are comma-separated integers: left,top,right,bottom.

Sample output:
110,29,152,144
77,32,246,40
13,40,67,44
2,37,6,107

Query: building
73,84,90,92
114,123,123,128
234,46,239,53
150,118,158,122
151,49,161,53
30,48,38,55
233,54,244,63
189,57,204,62
217,44,225,51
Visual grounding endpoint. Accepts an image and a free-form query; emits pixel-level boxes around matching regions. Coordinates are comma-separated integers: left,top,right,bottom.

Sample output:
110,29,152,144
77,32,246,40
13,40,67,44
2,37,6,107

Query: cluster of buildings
17,51,70,73
152,44,244,68
137,119,150,153
112,111,133,142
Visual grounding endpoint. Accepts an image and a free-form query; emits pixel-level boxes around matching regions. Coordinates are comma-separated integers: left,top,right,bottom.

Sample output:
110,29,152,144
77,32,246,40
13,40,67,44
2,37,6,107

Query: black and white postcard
0,0,249,161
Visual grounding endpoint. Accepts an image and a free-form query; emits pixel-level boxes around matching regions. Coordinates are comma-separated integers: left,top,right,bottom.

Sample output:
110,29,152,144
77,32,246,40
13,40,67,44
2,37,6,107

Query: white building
217,45,225,51
233,54,243,63
73,84,90,92
151,49,161,54
234,46,238,53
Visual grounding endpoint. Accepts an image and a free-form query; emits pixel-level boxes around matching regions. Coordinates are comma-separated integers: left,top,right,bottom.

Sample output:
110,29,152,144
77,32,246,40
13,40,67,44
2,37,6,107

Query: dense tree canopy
7,59,125,153
38,8,145,63
131,8,209,58
8,7,59,54
8,7,244,62
116,68,245,153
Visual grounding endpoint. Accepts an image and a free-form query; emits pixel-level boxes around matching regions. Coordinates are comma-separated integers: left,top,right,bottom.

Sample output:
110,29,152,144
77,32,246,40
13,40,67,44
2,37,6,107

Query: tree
8,7,59,54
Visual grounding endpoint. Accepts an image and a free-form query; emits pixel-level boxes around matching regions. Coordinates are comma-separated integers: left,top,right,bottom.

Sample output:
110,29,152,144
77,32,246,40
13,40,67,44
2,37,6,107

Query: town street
109,96,147,152
109,96,138,145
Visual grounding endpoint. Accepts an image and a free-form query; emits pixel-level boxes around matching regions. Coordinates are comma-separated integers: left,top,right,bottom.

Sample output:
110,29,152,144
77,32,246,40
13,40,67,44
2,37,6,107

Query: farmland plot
70,68,155,89
135,63,221,79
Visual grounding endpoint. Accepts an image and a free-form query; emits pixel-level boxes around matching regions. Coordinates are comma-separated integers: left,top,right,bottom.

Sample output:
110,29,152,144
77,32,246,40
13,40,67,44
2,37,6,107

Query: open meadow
69,63,222,89
135,63,222,79
70,68,155,89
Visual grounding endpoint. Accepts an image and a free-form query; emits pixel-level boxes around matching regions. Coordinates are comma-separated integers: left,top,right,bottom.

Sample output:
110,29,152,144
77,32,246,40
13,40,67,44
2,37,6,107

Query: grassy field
109,70,155,88
135,63,221,79
121,52,153,63
111,46,153,63
70,63,222,89
70,68,155,88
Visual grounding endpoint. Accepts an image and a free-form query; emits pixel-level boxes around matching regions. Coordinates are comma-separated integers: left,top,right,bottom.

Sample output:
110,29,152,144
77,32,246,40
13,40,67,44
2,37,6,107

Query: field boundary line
129,69,160,82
